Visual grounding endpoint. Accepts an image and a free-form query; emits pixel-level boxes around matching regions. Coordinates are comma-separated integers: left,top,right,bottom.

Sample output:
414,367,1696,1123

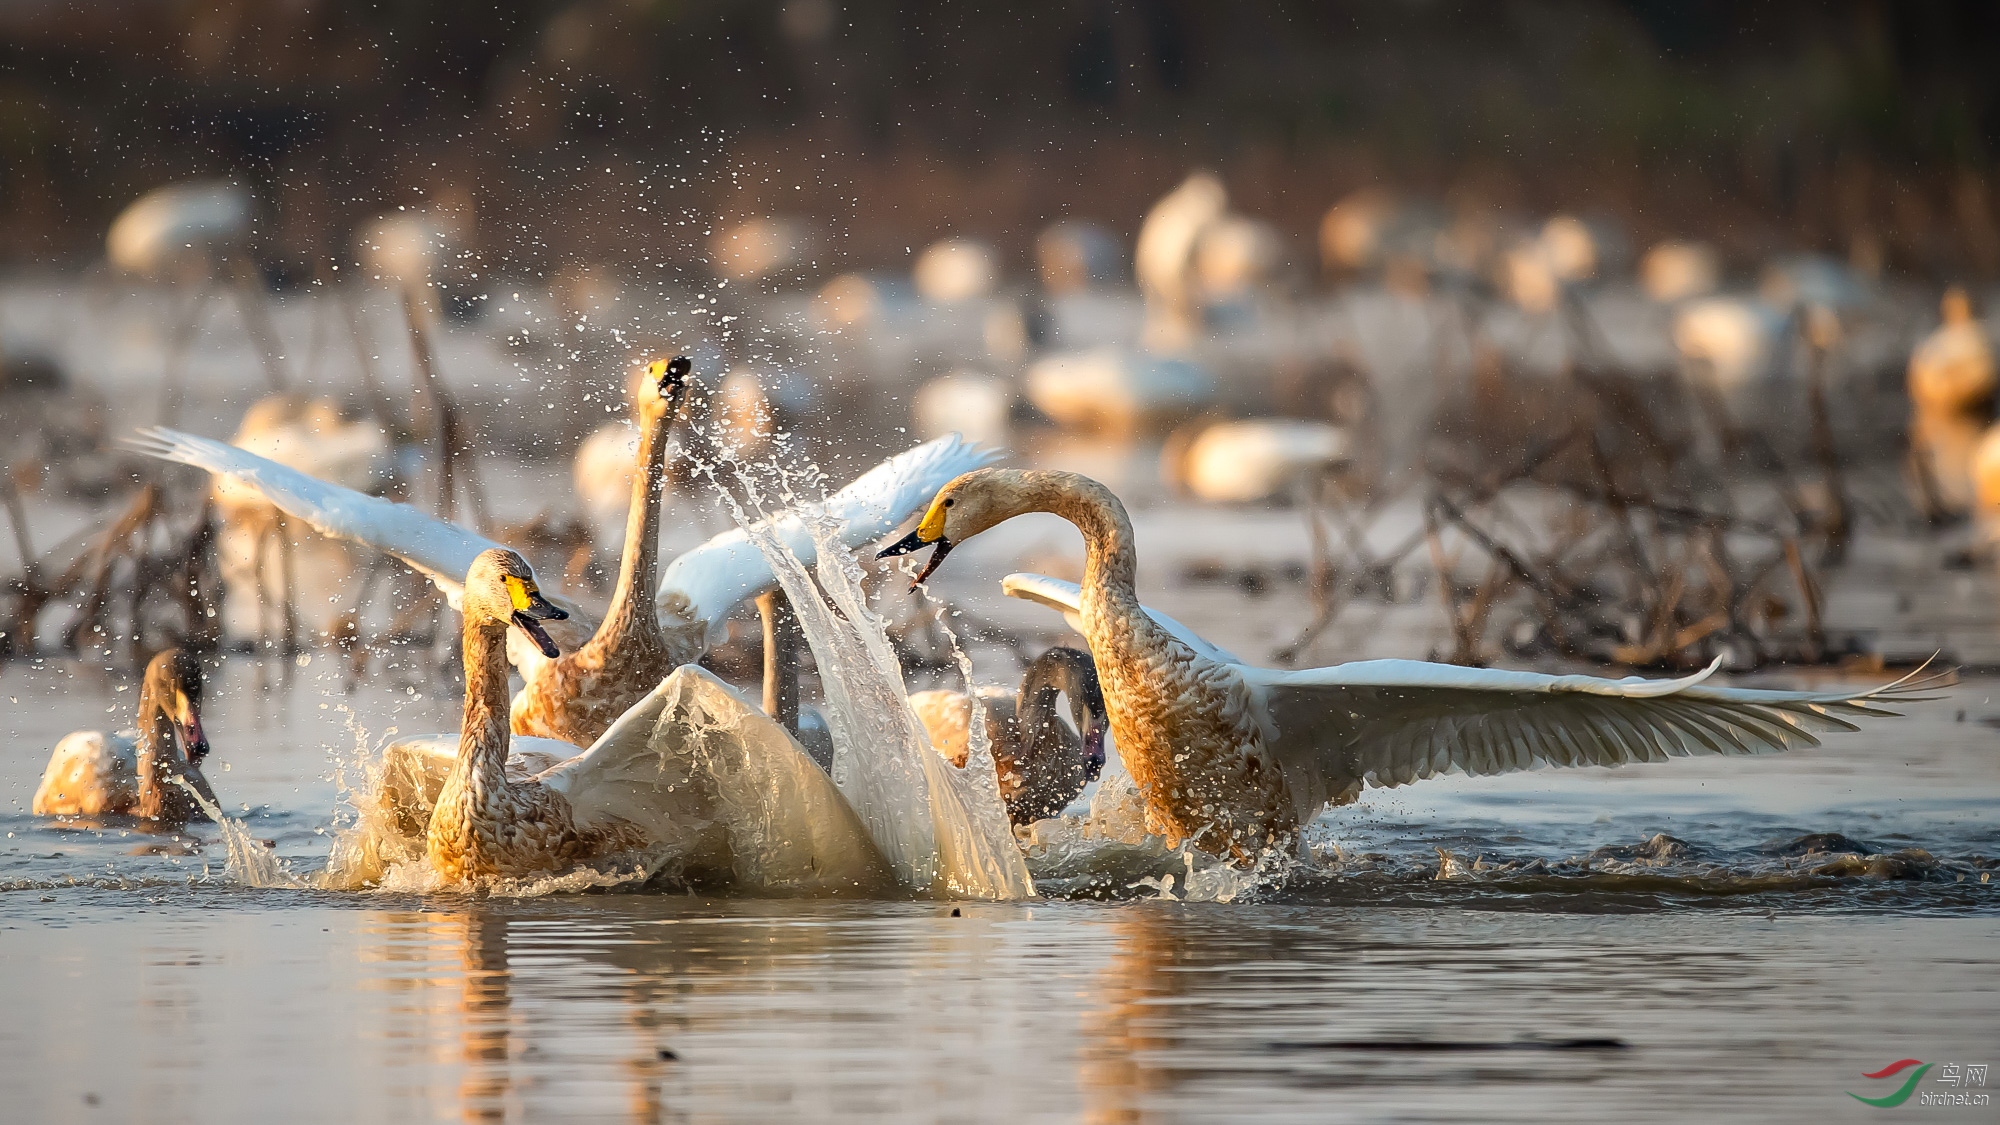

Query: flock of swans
30,353,1926,896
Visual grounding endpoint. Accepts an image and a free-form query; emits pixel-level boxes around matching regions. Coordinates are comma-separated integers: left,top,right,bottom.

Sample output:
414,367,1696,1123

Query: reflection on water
2,657,1999,1120
3,897,1997,1122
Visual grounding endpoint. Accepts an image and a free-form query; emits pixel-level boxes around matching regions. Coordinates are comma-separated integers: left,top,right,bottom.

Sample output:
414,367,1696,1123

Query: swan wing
128,426,601,660
1000,572,1242,664
539,666,896,894
129,426,495,607
1239,656,1924,809
660,433,1002,633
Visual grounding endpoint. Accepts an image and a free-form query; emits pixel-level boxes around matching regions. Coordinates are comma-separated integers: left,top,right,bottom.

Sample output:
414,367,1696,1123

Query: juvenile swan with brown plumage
33,648,219,830
883,468,1921,861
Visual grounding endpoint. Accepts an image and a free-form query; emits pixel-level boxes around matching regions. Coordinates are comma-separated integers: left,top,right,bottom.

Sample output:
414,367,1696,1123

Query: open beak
510,591,568,660
877,529,954,590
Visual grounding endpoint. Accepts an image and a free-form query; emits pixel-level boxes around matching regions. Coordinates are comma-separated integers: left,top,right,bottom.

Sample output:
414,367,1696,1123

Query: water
723,454,1032,899
2,897,1993,1122
3,654,1997,1120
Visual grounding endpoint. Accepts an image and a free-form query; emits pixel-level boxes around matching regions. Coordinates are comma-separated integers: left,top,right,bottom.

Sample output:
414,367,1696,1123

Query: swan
909,646,1109,826
879,469,1920,861
1162,418,1351,503
1639,240,1722,304
215,393,395,641
33,648,219,828
503,356,689,745
1135,172,1227,348
107,180,253,280
126,422,1000,741
1908,287,1994,417
376,588,826,837
913,238,1001,303
419,548,892,888
1023,348,1217,435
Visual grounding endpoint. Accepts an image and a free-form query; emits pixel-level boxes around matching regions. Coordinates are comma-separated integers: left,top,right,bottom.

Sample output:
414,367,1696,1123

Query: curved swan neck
595,401,675,649
456,621,513,790
1005,472,1148,648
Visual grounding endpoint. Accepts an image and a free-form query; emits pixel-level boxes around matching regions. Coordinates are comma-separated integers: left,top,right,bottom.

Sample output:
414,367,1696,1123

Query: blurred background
6,0,2000,678
4,1,1999,274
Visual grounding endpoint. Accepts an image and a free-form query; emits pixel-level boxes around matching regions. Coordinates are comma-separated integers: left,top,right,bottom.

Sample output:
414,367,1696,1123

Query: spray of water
173,776,306,889
715,441,1032,899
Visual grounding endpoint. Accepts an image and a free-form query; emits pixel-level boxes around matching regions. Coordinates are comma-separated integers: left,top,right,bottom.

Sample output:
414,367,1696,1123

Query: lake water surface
3,656,1995,1122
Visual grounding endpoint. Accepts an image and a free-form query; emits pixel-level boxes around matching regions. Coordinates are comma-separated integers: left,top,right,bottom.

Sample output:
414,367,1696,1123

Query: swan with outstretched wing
879,469,1933,861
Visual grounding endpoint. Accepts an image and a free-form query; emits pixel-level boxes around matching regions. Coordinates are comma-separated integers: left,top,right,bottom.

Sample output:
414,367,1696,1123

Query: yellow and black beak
504,576,568,659
878,496,955,589
877,527,953,590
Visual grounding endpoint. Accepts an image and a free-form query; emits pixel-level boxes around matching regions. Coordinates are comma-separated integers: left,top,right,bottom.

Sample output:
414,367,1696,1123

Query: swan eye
943,498,955,508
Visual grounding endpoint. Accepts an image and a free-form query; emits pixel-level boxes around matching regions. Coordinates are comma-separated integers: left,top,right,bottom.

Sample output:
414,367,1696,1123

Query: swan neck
457,621,513,789
134,679,194,822
600,403,672,643
1017,655,1077,733
1045,476,1140,611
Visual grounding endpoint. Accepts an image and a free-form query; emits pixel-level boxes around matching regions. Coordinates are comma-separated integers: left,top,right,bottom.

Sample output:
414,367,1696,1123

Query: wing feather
128,426,501,606
662,434,1002,633
1244,657,1924,799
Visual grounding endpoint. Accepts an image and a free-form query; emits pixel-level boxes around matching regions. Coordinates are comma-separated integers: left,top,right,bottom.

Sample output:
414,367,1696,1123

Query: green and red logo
1848,1059,1931,1108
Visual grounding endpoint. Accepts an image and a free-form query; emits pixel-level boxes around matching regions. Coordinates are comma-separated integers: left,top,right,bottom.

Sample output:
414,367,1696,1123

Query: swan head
1024,646,1108,777
636,354,692,420
143,648,209,766
877,468,1037,588
464,548,569,659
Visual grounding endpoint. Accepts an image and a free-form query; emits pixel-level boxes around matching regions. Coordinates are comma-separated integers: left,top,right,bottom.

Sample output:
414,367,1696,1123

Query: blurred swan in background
1908,287,1995,517
1162,418,1352,504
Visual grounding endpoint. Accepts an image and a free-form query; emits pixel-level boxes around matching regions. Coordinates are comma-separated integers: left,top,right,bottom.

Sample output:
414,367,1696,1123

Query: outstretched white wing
540,665,896,895
129,426,501,607
1240,657,1928,812
661,434,1002,633
1001,572,1241,664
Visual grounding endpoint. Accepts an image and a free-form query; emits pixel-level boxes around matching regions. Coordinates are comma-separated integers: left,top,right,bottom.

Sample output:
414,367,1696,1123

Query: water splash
173,777,307,889
718,444,1033,899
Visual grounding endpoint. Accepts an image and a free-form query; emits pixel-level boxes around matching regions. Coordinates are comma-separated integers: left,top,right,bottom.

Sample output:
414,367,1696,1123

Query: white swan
33,648,220,829
880,469,1920,860
107,180,253,279
1909,287,1994,416
415,548,892,889
1163,418,1351,503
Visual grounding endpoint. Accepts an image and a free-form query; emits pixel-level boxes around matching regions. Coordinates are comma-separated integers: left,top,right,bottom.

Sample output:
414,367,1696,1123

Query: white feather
1003,570,1922,815
661,434,1002,636
128,426,498,608
1001,572,1241,664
